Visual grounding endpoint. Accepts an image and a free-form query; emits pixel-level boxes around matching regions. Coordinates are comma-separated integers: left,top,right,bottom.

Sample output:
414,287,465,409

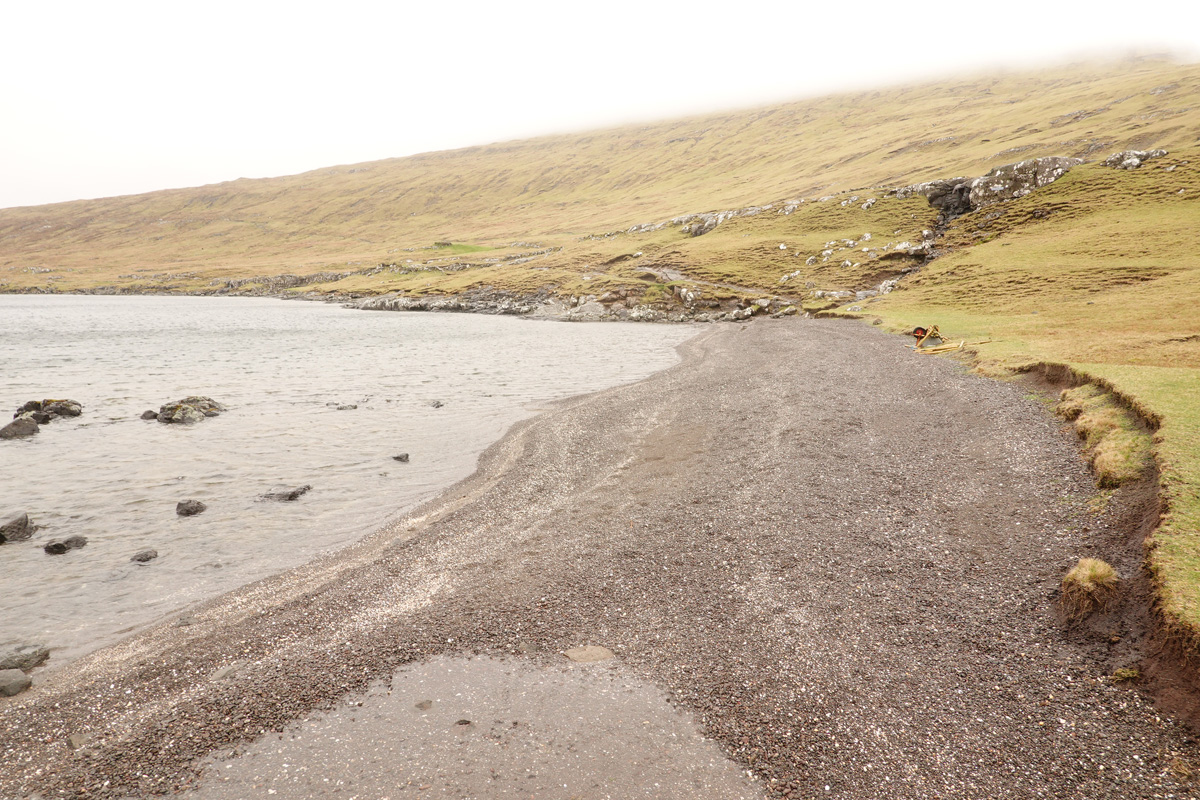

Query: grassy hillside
1,58,1198,291
4,57,1200,645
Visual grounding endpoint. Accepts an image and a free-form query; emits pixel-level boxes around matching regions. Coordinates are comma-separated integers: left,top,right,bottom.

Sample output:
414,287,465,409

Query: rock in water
0,512,37,543
176,499,207,517
43,535,88,555
42,399,82,418
140,410,159,420
131,549,158,563
261,485,312,502
0,418,39,439
0,669,32,697
0,644,49,671
393,453,410,462
157,396,226,424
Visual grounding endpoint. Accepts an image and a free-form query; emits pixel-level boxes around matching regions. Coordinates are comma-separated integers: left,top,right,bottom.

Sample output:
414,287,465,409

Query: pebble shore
1,318,1196,799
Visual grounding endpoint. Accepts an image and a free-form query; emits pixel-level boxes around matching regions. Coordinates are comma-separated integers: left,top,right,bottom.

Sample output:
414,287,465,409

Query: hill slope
1,58,1198,290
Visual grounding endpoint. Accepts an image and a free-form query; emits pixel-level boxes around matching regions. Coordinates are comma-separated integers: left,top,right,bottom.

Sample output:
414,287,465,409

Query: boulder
176,500,207,517
0,669,32,697
260,485,311,502
157,396,226,424
1104,149,1168,169
0,418,39,439
42,400,82,418
393,453,410,462
44,535,88,555
0,512,37,543
0,644,49,671
131,549,158,563
140,410,159,420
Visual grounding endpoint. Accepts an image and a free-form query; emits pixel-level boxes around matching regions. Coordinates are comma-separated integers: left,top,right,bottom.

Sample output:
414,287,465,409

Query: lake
0,295,696,664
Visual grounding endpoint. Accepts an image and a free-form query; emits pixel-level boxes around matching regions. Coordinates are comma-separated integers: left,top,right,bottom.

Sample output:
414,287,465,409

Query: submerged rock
42,400,82,418
0,669,32,697
0,644,49,671
44,535,88,555
0,512,37,543
157,396,226,424
176,499,207,517
12,399,82,421
140,410,159,420
261,485,311,502
0,418,39,439
131,549,159,563
393,453,410,463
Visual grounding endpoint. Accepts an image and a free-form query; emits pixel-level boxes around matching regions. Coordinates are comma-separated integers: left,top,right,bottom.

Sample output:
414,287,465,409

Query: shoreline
3,318,1198,799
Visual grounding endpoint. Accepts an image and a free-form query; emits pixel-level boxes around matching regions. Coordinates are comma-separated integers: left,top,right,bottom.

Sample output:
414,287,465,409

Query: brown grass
1062,557,1121,617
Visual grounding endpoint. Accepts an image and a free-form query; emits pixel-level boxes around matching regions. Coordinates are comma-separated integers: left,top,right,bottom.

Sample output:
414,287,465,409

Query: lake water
0,295,696,665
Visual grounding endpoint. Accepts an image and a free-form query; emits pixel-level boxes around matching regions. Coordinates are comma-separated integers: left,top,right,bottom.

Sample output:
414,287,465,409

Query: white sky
2,0,1197,209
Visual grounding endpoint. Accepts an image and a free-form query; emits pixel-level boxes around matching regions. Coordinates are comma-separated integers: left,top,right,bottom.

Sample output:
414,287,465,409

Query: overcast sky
2,0,1197,209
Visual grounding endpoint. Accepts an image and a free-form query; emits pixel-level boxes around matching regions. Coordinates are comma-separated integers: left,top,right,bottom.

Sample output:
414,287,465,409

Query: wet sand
2,318,1197,799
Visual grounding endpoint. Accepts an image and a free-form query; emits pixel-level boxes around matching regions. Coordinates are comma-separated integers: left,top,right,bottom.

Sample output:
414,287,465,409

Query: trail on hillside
1,319,1195,800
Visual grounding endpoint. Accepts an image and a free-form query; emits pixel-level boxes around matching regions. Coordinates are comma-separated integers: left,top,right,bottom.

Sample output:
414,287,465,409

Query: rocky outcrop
894,156,1083,218
355,287,554,316
1104,149,1168,169
44,535,88,555
0,512,38,543
157,397,225,424
176,500,207,517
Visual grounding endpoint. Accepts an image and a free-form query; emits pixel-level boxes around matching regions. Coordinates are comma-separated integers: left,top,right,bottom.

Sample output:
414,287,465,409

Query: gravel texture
1,317,1197,799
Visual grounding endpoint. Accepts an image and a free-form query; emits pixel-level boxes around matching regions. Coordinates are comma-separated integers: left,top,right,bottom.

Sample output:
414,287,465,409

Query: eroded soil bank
2,318,1197,799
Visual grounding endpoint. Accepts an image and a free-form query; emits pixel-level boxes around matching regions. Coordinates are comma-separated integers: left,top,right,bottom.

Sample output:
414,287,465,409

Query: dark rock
131,549,158,563
157,396,226,424
176,500,207,517
0,644,49,671
261,485,311,502
141,410,159,420
393,453,410,463
428,400,444,409
44,535,88,555
42,400,82,417
0,512,37,543
29,411,52,424
0,669,32,697
16,400,42,415
336,404,358,411
0,417,39,439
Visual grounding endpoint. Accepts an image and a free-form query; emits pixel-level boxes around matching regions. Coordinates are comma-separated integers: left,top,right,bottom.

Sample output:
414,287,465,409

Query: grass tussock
1062,557,1121,617
1057,385,1152,487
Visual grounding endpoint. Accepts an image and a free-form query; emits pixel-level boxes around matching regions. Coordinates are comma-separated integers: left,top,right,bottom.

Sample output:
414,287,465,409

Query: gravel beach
2,317,1197,799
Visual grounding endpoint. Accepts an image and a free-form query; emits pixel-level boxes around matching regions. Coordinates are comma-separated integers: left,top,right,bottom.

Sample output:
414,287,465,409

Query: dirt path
2,318,1196,799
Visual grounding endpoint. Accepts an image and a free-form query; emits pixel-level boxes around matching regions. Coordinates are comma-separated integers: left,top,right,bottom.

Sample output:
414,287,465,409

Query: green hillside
3,57,1200,646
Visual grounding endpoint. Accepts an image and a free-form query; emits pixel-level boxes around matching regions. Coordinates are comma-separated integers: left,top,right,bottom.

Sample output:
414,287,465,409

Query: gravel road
1,317,1197,799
